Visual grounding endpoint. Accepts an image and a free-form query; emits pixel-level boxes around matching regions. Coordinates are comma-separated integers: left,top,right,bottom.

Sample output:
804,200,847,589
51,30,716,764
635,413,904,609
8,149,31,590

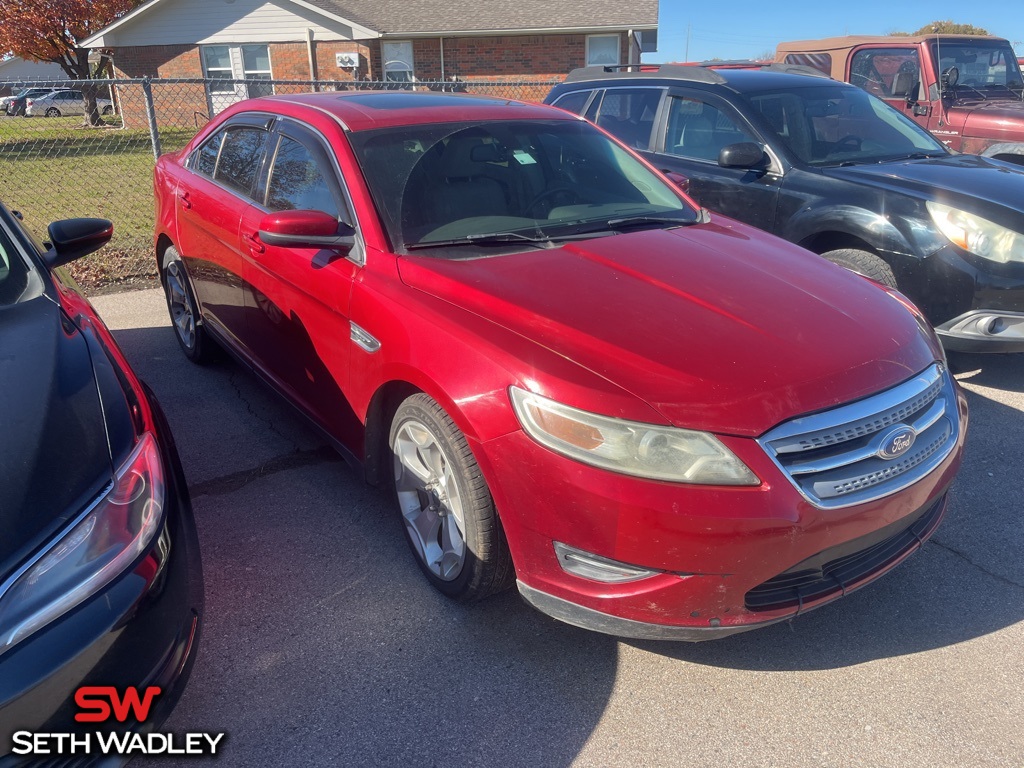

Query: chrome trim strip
757,364,959,510
767,364,943,453
350,322,380,353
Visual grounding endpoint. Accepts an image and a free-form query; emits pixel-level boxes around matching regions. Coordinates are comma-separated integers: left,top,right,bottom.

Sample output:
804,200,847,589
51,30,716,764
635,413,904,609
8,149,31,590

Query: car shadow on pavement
631,353,1024,670
111,326,618,768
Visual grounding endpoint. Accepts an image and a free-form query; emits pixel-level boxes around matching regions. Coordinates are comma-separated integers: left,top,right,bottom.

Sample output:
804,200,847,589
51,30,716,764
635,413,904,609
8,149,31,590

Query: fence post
142,77,162,160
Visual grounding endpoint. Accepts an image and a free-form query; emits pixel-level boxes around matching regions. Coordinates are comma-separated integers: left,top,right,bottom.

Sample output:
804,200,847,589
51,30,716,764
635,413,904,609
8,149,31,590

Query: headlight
510,387,759,485
0,432,166,657
927,201,1024,263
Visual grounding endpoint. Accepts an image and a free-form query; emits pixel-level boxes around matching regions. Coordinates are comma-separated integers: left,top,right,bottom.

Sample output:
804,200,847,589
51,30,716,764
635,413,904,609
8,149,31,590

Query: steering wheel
526,186,578,217
833,135,862,152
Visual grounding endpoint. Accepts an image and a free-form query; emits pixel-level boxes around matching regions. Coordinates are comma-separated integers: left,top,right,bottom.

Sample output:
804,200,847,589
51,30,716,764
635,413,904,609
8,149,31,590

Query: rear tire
161,245,217,364
101,105,113,116
390,393,514,602
822,248,898,288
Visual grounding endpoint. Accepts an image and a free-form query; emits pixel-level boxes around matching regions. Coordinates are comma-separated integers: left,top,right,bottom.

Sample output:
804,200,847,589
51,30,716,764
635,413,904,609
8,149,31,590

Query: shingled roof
302,0,659,35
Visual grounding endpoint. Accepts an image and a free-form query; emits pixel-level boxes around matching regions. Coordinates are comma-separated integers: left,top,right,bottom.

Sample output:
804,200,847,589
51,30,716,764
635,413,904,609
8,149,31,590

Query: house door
202,45,273,115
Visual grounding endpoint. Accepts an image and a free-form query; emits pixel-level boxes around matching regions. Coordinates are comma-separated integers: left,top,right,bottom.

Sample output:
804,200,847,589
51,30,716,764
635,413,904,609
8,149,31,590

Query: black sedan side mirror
45,218,113,269
718,142,768,170
258,210,356,252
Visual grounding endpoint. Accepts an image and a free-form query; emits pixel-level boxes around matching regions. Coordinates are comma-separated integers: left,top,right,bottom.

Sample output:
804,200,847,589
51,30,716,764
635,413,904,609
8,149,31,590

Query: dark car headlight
927,201,1024,263
0,432,166,657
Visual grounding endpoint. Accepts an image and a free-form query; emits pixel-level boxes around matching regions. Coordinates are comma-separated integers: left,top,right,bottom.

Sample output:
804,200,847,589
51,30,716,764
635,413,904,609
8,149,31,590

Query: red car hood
397,219,938,437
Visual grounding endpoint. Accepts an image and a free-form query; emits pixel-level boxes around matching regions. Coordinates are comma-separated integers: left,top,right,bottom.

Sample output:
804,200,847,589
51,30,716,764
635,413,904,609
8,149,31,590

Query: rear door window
213,127,269,197
551,90,592,115
593,88,663,150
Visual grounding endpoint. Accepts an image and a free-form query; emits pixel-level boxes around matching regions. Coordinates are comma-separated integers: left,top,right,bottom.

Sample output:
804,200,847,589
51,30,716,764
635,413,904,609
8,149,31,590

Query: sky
647,1,1024,63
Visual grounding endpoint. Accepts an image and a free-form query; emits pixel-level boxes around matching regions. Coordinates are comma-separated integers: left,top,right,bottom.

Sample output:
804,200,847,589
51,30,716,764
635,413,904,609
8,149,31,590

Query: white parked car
25,89,114,117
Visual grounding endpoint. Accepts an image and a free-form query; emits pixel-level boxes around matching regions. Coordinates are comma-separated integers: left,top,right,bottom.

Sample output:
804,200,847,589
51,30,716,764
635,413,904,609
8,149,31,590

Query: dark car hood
0,295,112,569
824,154,1024,228
398,219,938,437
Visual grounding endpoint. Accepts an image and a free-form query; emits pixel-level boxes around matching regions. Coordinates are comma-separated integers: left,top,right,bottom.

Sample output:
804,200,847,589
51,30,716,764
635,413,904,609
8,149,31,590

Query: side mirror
45,218,113,269
258,209,356,251
660,169,690,194
718,142,767,170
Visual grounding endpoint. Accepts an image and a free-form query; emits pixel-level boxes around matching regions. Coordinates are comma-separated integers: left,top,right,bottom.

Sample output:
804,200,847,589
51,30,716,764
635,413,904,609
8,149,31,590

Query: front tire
44,107,60,118
390,394,514,601
101,105,113,116
161,245,217,364
822,248,898,288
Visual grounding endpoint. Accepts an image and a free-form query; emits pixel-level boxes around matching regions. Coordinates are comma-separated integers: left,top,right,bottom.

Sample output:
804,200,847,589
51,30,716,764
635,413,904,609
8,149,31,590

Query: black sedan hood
0,295,112,570
824,154,1024,230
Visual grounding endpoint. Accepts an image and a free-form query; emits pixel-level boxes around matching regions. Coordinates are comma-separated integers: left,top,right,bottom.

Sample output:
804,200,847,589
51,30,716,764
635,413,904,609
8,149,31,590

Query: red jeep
777,35,1024,164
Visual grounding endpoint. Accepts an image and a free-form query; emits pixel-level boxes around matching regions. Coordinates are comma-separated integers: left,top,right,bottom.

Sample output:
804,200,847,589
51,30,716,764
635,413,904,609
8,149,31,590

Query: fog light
553,542,659,583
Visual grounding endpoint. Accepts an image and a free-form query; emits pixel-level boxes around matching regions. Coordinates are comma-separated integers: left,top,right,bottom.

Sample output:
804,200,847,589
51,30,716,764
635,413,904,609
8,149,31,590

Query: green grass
0,115,197,291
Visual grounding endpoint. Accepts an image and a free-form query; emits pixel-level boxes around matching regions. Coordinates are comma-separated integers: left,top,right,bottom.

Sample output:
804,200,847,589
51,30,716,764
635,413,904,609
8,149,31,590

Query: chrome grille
758,364,959,509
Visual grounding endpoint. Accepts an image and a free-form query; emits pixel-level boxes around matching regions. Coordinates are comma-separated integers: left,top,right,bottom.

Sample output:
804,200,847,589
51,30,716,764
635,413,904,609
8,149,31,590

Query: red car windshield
347,119,698,254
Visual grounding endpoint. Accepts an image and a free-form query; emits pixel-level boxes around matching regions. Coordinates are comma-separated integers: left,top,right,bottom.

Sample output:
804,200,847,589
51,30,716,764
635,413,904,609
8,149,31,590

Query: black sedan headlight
0,432,166,657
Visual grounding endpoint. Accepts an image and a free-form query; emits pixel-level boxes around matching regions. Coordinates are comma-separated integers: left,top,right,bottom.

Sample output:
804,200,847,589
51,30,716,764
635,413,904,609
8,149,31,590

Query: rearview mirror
258,210,356,251
718,142,767,170
44,218,113,269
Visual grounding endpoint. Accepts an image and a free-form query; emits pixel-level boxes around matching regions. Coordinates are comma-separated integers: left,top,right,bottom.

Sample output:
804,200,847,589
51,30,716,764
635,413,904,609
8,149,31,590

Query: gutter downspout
440,37,445,80
307,28,319,90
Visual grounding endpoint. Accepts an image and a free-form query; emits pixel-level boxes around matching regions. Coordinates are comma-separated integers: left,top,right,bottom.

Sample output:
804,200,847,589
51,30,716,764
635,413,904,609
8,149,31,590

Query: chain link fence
0,76,561,290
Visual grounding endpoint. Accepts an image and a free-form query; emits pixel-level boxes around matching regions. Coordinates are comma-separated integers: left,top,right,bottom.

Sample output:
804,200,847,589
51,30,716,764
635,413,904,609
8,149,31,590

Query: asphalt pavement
92,287,1024,768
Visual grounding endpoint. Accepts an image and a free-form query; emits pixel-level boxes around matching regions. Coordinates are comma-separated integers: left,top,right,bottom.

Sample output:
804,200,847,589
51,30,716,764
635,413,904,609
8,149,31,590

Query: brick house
83,0,658,125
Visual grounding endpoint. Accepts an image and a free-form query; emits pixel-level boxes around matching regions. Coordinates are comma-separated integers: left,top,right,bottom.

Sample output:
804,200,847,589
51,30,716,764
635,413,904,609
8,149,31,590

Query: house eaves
81,0,381,48
307,0,658,37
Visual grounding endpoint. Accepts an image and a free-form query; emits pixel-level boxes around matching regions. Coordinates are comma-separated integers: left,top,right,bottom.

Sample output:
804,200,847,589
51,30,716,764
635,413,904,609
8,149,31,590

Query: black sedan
0,202,202,759
547,65,1024,352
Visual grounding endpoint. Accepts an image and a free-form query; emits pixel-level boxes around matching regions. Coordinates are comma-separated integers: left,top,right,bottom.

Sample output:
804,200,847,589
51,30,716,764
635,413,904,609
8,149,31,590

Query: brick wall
365,33,619,82
105,31,612,127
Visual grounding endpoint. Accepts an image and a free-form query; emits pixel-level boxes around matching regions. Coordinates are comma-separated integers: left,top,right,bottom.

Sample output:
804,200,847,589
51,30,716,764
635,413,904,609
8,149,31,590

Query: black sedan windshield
348,119,697,253
744,85,947,167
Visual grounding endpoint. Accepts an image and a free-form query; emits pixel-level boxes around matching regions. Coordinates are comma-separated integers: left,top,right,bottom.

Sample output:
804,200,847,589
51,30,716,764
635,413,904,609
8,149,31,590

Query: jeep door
647,89,782,232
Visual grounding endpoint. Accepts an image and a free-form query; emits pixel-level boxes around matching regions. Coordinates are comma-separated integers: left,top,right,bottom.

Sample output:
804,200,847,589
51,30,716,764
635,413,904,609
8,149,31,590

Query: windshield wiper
405,231,551,250
879,152,947,163
606,211,707,229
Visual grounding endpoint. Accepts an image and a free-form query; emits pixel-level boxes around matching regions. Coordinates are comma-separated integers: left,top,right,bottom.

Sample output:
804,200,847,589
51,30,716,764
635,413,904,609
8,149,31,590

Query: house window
242,45,273,98
202,45,274,96
382,41,415,83
202,46,234,93
586,34,620,67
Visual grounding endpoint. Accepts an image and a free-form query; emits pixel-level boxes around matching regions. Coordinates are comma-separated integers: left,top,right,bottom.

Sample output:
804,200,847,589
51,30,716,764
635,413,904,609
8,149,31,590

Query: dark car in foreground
0,203,202,760
546,64,1024,352
155,91,963,641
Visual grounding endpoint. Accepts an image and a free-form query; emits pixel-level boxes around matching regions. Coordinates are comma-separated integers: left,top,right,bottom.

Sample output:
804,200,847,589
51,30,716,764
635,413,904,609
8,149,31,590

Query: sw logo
11,686,225,757
74,685,162,723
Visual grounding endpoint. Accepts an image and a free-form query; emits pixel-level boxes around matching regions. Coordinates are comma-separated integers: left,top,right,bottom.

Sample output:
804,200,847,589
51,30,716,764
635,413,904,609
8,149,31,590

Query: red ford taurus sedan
154,91,966,640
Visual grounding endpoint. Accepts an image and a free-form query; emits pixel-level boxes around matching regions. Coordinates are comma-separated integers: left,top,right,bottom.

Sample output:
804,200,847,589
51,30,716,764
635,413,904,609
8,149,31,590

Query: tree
0,0,141,125
912,21,990,35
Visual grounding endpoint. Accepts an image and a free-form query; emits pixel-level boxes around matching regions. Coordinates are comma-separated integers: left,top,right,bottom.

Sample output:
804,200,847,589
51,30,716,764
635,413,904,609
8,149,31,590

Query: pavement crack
189,446,340,499
227,370,300,450
929,536,1024,591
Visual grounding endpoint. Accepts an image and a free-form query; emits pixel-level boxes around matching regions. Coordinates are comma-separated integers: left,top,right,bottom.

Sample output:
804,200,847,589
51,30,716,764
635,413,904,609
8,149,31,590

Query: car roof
558,64,840,95
241,91,579,132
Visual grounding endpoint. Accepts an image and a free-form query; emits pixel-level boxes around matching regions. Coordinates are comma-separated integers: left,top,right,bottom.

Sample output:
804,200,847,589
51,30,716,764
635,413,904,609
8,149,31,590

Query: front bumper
475,388,966,640
916,245,1024,352
0,400,203,763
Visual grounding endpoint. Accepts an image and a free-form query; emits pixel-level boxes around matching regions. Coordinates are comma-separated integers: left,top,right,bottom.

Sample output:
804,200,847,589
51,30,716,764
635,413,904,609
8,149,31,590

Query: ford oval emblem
878,426,917,460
